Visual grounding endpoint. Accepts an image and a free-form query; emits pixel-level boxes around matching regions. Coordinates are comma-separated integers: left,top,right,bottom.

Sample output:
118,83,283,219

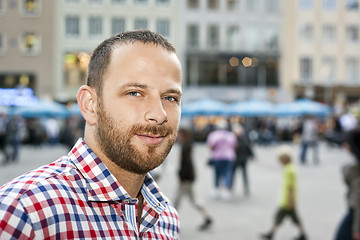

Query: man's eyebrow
165,89,182,96
120,83,149,90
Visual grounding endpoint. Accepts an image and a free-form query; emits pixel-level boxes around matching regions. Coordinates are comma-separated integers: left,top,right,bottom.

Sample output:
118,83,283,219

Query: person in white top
299,115,319,165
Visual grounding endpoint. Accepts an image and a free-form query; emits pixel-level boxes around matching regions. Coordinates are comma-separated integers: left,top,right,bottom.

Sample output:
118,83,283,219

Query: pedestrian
206,118,237,201
44,117,60,145
4,114,25,163
334,128,360,240
261,145,307,240
26,118,45,147
173,128,213,230
0,30,182,239
0,113,8,163
340,111,358,132
299,115,320,165
60,115,83,150
231,124,255,196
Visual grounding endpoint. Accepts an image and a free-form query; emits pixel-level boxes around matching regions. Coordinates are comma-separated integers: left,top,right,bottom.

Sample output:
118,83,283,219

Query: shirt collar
68,138,167,213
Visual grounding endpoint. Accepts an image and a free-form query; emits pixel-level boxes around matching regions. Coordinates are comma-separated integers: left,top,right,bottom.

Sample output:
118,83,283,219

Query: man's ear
77,85,97,126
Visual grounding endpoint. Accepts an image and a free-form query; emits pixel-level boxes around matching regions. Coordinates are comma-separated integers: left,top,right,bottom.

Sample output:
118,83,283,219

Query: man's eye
128,91,141,97
164,96,179,102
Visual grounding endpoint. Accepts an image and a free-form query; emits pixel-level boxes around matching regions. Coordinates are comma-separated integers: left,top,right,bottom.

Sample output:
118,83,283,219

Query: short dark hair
86,30,176,96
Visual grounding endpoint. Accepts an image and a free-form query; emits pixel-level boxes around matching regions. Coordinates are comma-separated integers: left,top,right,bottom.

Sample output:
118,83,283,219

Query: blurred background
0,0,359,106
0,0,360,239
0,0,359,142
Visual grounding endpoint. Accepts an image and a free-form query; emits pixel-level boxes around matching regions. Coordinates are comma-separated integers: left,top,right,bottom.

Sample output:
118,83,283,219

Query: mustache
130,124,174,136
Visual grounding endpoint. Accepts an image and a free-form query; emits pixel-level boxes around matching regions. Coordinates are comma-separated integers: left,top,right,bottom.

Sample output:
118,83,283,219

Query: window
112,18,126,35
198,60,220,85
111,0,125,4
156,19,170,39
66,16,80,37
266,0,279,13
187,24,199,49
322,57,336,84
245,26,259,51
227,0,240,10
346,57,359,84
89,17,102,38
134,19,148,30
65,0,80,3
187,0,199,8
246,0,259,11
134,0,147,5
243,58,258,86
0,32,5,54
300,57,313,83
64,52,90,87
0,0,6,16
346,25,359,43
20,32,41,55
207,25,219,49
20,0,41,17
226,25,240,50
88,0,102,3
323,0,336,10
0,74,35,89
299,0,313,9
346,0,359,10
266,58,278,86
208,0,219,9
299,23,313,42
323,24,336,42
264,27,279,50
156,0,169,6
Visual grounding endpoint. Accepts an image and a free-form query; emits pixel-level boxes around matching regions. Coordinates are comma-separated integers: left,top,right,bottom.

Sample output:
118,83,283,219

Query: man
0,30,182,239
299,115,319,165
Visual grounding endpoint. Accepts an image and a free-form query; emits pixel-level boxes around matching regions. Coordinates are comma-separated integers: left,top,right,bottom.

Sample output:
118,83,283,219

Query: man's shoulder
0,156,79,201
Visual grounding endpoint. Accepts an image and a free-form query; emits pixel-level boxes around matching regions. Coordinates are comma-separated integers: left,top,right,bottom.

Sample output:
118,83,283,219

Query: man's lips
136,134,166,145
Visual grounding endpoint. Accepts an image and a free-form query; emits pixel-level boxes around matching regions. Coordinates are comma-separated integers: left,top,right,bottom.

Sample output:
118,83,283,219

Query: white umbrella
226,99,274,117
12,99,70,118
181,98,228,117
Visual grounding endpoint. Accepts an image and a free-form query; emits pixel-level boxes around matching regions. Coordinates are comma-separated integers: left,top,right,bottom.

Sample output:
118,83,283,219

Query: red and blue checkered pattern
0,138,180,239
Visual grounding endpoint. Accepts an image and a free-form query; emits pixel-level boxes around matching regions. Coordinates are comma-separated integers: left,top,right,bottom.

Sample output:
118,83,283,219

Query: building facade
0,0,55,99
53,0,181,102
1,0,359,106
179,0,283,103
282,0,360,104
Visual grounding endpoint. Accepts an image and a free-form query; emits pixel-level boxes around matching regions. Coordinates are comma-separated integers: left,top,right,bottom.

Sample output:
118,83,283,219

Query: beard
95,100,177,175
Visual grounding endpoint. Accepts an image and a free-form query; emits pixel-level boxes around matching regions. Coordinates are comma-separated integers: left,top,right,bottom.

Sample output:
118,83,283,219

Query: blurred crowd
187,109,359,148
0,112,84,165
175,108,359,239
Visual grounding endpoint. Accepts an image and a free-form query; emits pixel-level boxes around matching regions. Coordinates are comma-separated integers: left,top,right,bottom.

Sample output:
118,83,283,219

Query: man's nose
144,98,168,125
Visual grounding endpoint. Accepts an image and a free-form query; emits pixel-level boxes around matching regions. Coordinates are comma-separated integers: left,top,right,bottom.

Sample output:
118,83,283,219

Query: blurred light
20,75,30,86
229,57,239,67
5,76,15,87
78,52,90,69
242,57,252,67
0,88,37,106
64,53,77,65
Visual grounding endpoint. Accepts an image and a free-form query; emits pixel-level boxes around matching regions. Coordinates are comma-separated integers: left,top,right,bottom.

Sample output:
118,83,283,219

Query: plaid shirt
0,138,180,239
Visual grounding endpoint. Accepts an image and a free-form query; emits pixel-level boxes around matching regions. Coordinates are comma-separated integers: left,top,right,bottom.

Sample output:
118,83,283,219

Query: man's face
95,42,182,175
